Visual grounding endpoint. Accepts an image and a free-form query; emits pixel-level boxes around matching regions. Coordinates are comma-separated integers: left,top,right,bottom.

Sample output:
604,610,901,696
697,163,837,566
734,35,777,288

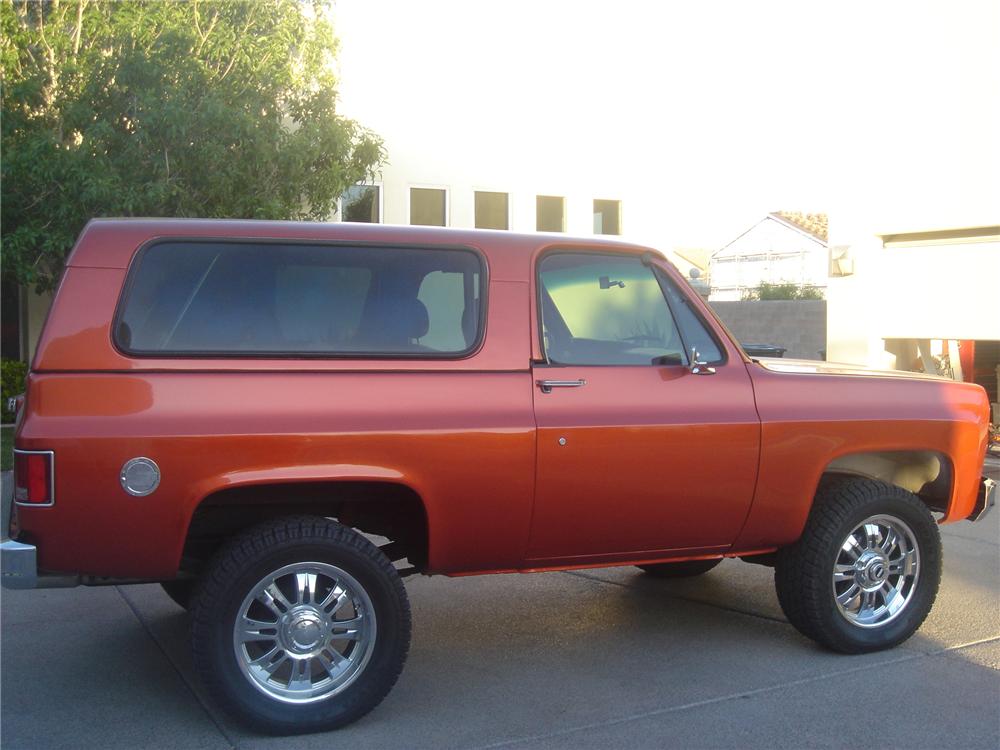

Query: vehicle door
527,250,760,564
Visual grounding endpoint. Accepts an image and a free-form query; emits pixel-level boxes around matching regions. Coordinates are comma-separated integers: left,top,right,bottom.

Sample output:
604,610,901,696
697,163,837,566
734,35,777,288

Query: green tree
741,282,824,301
1,0,384,291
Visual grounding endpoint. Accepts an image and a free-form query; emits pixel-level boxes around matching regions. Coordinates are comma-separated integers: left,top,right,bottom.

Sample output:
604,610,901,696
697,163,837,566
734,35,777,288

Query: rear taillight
13,450,54,506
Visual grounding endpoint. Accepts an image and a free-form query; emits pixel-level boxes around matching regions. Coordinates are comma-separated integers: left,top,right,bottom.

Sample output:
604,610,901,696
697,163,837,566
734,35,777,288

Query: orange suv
3,219,995,734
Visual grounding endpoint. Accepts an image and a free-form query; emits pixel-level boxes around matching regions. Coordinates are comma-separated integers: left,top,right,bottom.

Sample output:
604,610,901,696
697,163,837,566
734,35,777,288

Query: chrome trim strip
969,477,996,523
12,449,55,507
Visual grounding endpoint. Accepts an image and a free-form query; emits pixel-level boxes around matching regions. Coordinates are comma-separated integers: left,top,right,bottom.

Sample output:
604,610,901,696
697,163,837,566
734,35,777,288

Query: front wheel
774,478,941,654
190,517,411,734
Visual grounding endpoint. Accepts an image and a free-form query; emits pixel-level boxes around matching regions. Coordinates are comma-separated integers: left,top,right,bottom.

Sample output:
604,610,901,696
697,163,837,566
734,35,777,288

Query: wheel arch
822,449,953,514
177,477,431,577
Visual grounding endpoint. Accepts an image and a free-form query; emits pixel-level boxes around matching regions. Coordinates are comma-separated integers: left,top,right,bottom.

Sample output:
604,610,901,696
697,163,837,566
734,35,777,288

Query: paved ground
2,463,998,749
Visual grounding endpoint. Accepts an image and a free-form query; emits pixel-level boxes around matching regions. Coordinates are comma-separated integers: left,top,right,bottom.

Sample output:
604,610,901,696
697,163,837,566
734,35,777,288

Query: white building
709,212,828,301
826,219,1000,431
330,147,704,278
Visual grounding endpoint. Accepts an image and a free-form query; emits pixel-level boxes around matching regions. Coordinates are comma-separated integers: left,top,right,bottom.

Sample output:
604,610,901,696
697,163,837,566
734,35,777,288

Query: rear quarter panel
15,370,535,578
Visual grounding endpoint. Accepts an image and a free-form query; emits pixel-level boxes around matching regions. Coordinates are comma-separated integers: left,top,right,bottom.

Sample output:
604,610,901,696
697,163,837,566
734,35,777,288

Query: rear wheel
637,558,722,578
190,517,410,734
774,478,941,653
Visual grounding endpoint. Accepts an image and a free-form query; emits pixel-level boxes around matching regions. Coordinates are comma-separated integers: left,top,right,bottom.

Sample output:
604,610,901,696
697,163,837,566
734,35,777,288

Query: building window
474,191,509,230
340,184,381,223
410,187,448,226
1,278,22,360
536,195,565,232
593,199,621,235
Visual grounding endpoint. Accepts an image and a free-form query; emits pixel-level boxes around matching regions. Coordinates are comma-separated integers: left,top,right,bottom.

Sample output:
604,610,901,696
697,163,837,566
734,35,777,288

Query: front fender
734,365,990,550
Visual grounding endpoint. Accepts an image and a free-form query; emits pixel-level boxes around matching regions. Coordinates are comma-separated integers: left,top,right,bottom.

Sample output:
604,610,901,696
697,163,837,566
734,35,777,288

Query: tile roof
672,247,712,270
771,211,828,242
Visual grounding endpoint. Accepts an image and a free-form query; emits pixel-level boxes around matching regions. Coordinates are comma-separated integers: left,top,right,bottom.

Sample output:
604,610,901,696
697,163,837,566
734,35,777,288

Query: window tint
117,242,483,356
659,274,725,364
539,253,685,366
417,270,480,351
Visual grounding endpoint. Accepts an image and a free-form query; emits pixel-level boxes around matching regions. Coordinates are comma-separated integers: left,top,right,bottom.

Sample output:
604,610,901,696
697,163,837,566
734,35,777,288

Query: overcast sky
333,0,1000,248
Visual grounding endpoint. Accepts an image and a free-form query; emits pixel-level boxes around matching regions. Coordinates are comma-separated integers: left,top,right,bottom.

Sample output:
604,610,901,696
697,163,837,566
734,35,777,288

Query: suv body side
11,220,991,585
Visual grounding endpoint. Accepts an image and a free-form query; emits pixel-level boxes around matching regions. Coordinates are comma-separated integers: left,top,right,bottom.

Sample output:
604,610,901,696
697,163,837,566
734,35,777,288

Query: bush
1,358,28,422
741,282,824,301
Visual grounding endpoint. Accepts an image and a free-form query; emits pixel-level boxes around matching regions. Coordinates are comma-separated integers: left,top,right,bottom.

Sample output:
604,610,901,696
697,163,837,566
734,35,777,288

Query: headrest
400,298,429,340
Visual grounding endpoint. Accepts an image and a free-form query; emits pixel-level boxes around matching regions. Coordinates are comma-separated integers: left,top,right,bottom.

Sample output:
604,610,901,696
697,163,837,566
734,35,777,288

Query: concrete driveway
2,464,999,749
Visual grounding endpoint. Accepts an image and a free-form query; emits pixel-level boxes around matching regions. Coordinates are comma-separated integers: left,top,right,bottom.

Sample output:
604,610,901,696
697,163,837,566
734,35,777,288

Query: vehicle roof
68,218,662,281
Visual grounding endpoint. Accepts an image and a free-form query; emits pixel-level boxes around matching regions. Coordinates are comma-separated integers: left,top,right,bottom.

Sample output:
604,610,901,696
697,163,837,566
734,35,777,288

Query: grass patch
1,426,12,472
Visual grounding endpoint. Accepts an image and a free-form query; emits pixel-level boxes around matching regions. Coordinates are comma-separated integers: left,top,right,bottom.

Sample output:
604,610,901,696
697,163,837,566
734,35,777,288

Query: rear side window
116,241,484,357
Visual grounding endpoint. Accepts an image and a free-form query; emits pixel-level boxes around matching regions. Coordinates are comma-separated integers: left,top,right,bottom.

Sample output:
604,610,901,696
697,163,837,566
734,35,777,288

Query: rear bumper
969,476,996,523
1,475,78,590
0,472,36,589
1,538,38,589
1,538,82,589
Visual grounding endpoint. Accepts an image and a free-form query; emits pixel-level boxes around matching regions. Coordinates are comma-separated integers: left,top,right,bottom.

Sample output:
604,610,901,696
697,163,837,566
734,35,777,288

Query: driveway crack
470,637,999,750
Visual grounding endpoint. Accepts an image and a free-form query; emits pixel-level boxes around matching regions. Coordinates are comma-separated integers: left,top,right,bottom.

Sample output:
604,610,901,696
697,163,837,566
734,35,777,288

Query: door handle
536,379,587,394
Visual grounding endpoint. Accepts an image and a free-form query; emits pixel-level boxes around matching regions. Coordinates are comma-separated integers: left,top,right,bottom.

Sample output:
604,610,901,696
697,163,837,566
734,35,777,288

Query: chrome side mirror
689,347,716,375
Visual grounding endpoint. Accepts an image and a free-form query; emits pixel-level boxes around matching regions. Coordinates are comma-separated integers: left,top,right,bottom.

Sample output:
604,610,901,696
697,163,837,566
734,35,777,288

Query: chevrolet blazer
2,219,995,734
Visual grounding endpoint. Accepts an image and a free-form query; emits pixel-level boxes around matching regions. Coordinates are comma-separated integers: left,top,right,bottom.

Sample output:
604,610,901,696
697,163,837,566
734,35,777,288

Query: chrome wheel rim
233,562,376,704
832,514,920,629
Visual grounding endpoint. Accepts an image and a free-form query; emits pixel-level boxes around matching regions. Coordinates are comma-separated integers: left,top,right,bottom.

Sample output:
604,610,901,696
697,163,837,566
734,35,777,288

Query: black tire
637,558,722,578
160,579,197,610
190,517,411,735
774,477,941,654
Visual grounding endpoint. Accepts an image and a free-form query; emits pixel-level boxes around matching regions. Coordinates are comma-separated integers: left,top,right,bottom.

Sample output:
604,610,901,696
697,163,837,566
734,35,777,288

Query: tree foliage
1,357,27,420
741,281,824,301
1,0,384,291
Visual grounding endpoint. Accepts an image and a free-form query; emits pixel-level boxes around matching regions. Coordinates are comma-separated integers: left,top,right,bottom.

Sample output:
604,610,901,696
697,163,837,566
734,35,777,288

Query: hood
752,357,951,382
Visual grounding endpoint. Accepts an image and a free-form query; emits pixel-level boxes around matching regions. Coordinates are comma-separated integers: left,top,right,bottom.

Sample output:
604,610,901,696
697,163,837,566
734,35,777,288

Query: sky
332,0,1000,250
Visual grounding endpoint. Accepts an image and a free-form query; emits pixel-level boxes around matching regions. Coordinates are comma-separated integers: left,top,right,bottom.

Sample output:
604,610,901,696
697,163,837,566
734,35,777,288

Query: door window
660,274,725,364
538,253,686,366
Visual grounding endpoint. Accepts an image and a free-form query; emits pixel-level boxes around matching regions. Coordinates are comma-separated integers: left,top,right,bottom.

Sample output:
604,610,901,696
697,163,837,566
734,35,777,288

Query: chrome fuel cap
120,457,160,496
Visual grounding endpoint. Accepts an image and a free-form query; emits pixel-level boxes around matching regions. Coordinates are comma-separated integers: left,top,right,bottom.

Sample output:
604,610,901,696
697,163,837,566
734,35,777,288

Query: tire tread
774,477,941,653
190,516,411,734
